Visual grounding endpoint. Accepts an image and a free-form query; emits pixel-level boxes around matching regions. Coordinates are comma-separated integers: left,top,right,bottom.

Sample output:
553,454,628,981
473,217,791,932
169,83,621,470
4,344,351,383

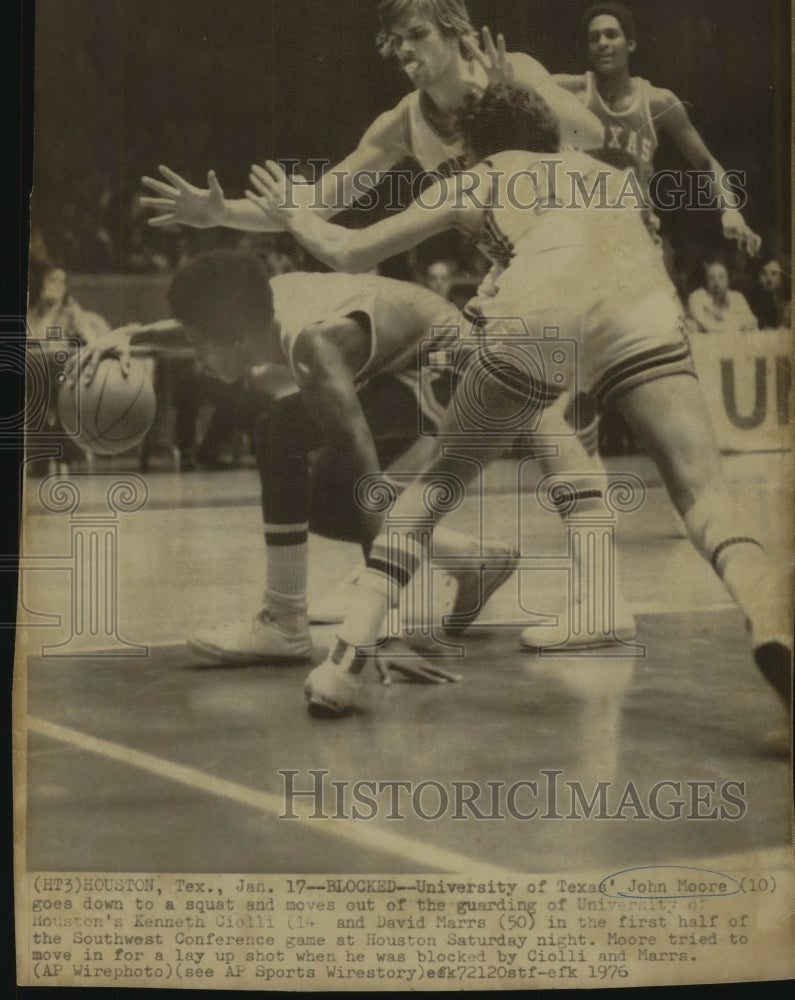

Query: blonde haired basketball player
140,1,602,231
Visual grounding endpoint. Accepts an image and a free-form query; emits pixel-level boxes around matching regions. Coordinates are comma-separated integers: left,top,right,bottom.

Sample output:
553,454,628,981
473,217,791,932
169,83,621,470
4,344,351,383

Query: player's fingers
250,165,282,198
389,661,462,684
207,169,224,196
245,191,279,216
158,164,191,190
482,25,499,62
64,355,83,387
247,177,277,203
141,176,180,198
82,358,98,386
422,663,463,683
387,662,444,684
265,159,290,184
146,213,178,227
118,349,132,377
139,197,175,210
461,35,488,68
247,171,266,194
496,32,508,64
376,660,392,686
250,163,279,190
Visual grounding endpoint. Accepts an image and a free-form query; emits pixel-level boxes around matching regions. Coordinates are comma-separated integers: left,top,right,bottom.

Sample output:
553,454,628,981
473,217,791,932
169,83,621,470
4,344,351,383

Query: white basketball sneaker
443,544,520,636
403,542,519,638
188,609,312,665
520,593,637,650
304,660,361,715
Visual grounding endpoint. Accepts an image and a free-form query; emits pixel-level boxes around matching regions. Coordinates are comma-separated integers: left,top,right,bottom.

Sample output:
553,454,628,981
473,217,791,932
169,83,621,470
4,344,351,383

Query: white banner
689,329,792,453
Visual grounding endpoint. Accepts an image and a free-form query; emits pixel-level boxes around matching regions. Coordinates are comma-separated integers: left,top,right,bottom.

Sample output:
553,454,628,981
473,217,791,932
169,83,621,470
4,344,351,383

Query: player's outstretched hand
722,210,762,257
462,26,515,88
68,325,136,387
373,639,463,687
245,161,296,226
140,166,226,229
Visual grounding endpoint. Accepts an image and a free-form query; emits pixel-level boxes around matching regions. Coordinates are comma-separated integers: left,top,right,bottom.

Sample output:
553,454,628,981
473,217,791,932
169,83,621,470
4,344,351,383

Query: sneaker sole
753,640,793,708
520,624,637,651
304,687,355,716
187,636,312,665
443,549,520,637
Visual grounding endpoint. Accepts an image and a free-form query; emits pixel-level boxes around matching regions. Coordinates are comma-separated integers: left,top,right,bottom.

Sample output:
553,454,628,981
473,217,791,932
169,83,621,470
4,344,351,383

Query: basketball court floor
17,451,793,875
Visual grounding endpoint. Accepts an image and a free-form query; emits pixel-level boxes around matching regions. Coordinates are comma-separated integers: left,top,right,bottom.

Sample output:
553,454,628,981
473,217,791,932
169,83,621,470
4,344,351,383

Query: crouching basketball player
246,86,792,718
81,250,519,676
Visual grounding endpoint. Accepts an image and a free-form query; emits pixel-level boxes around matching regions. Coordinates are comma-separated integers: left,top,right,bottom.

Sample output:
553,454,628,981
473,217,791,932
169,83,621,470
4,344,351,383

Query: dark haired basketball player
247,85,791,718
79,250,519,676
553,2,760,254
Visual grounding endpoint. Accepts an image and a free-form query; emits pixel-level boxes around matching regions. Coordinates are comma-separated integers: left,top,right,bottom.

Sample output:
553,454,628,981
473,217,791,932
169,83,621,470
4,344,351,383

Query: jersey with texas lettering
581,72,658,191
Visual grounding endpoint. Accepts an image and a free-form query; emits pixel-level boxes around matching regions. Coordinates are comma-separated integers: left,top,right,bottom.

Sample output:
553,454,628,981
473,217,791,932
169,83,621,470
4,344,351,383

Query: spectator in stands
748,257,791,330
27,261,112,473
27,261,111,344
687,259,758,333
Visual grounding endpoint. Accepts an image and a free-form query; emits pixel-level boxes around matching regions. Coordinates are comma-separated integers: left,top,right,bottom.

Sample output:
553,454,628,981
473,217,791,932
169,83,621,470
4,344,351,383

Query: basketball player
246,85,792,717
139,1,602,230
81,250,518,675
553,1,761,255
140,0,628,648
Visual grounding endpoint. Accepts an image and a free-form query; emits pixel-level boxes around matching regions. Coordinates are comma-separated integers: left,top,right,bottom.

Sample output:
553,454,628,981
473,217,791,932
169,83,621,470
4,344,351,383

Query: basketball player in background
246,85,792,719
553,1,761,255
80,250,522,675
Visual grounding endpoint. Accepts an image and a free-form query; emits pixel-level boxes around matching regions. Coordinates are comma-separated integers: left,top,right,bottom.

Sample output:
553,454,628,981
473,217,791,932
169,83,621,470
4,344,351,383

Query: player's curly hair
581,2,636,45
458,84,561,162
168,249,275,343
376,0,477,59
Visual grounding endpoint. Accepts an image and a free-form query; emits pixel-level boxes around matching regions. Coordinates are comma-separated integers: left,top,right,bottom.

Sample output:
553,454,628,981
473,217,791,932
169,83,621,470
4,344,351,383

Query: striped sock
264,522,308,618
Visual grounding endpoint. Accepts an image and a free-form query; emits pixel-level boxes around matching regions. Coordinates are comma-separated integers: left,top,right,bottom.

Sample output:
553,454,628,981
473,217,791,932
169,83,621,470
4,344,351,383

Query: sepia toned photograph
14,0,793,989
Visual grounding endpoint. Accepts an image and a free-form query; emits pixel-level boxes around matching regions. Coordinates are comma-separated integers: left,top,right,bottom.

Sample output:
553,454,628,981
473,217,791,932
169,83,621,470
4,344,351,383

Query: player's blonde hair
376,0,476,59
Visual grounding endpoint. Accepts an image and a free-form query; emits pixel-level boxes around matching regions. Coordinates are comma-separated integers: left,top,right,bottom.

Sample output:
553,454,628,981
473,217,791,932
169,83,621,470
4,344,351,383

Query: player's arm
507,55,602,149
463,27,603,150
551,73,588,94
141,108,409,231
654,88,761,255
247,160,461,273
70,319,189,384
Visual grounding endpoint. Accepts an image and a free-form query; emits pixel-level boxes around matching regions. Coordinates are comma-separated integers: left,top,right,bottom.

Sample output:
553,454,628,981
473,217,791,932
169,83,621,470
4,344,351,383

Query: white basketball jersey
396,90,470,175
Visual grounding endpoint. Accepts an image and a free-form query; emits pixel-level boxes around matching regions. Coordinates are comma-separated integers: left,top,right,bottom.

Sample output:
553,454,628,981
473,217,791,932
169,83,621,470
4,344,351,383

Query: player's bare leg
519,393,636,649
188,389,314,664
616,373,792,710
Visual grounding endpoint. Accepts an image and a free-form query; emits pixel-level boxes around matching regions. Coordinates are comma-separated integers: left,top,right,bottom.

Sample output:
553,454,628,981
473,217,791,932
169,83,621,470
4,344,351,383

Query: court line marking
27,715,520,876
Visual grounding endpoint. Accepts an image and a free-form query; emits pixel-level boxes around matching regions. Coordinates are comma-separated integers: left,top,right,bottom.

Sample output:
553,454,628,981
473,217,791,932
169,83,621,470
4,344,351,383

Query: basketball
57,356,156,456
